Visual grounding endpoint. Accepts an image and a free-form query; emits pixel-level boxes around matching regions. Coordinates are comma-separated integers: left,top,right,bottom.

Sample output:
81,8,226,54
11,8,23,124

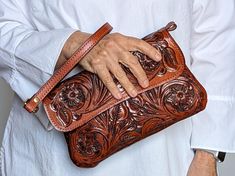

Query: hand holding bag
24,22,207,167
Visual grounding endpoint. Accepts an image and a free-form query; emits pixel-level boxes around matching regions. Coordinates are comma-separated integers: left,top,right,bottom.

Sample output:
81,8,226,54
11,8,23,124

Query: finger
119,51,149,88
95,65,122,99
107,61,138,97
127,36,161,61
106,42,149,88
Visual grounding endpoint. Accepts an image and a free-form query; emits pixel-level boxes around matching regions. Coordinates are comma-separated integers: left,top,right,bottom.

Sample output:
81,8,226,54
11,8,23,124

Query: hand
58,30,161,99
187,150,218,176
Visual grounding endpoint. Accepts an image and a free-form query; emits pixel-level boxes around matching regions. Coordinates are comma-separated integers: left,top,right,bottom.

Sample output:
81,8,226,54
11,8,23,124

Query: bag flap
43,22,186,132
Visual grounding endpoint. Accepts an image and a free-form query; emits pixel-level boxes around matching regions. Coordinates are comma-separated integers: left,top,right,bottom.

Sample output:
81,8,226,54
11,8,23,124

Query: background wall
0,78,234,175
0,78,14,144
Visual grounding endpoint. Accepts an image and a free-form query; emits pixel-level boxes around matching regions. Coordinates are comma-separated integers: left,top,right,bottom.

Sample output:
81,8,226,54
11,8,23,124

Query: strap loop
24,23,113,113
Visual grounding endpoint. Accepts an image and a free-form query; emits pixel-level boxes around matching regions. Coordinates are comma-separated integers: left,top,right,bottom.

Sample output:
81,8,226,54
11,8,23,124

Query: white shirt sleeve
190,0,235,152
0,0,77,130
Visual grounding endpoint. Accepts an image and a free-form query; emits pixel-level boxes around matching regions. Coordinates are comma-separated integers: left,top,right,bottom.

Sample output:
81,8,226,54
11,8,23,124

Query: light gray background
0,78,234,175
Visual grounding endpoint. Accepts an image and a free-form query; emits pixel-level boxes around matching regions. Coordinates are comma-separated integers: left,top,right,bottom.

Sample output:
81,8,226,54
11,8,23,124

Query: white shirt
0,0,235,175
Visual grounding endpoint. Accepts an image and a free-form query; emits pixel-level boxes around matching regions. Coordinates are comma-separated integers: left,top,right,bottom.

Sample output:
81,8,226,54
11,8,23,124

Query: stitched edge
43,28,188,132
25,24,112,112
37,24,112,100
44,65,185,132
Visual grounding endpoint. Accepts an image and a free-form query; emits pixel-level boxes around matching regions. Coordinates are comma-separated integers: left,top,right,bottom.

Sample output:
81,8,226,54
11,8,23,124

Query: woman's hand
187,150,218,176
58,30,161,99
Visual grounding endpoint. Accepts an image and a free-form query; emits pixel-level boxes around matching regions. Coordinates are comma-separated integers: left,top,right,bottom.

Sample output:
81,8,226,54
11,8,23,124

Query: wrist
194,149,226,163
56,31,90,70
62,31,90,59
194,149,217,165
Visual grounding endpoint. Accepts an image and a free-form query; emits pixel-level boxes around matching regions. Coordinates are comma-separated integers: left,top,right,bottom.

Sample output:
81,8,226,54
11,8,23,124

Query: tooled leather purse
24,22,207,167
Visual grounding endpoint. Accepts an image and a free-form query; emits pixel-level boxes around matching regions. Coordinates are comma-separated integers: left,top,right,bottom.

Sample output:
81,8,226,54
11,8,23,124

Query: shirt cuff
35,104,53,131
15,28,77,75
11,28,77,130
190,93,235,153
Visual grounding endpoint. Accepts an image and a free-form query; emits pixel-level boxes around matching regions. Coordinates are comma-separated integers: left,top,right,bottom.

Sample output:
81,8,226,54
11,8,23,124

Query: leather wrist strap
24,23,113,113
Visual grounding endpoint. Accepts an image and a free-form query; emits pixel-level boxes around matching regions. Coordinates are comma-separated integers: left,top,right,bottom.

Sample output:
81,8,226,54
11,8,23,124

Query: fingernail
131,90,138,97
143,80,149,88
155,53,161,61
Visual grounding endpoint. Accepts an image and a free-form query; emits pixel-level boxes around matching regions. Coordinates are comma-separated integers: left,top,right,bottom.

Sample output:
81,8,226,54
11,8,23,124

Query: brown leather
43,22,187,132
25,22,207,168
24,23,113,113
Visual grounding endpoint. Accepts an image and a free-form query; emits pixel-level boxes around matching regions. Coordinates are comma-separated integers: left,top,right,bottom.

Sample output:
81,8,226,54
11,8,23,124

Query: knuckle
128,58,140,66
90,57,103,65
120,80,133,90
103,77,113,86
115,73,126,81
104,39,116,48
97,49,108,57
113,68,127,80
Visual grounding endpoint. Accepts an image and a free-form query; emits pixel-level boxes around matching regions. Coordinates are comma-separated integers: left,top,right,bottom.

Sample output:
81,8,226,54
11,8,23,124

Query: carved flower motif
76,132,101,156
165,84,195,112
59,83,85,110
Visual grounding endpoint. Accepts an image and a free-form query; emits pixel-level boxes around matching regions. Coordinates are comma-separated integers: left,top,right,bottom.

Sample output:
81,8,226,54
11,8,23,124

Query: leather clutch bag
24,22,207,167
